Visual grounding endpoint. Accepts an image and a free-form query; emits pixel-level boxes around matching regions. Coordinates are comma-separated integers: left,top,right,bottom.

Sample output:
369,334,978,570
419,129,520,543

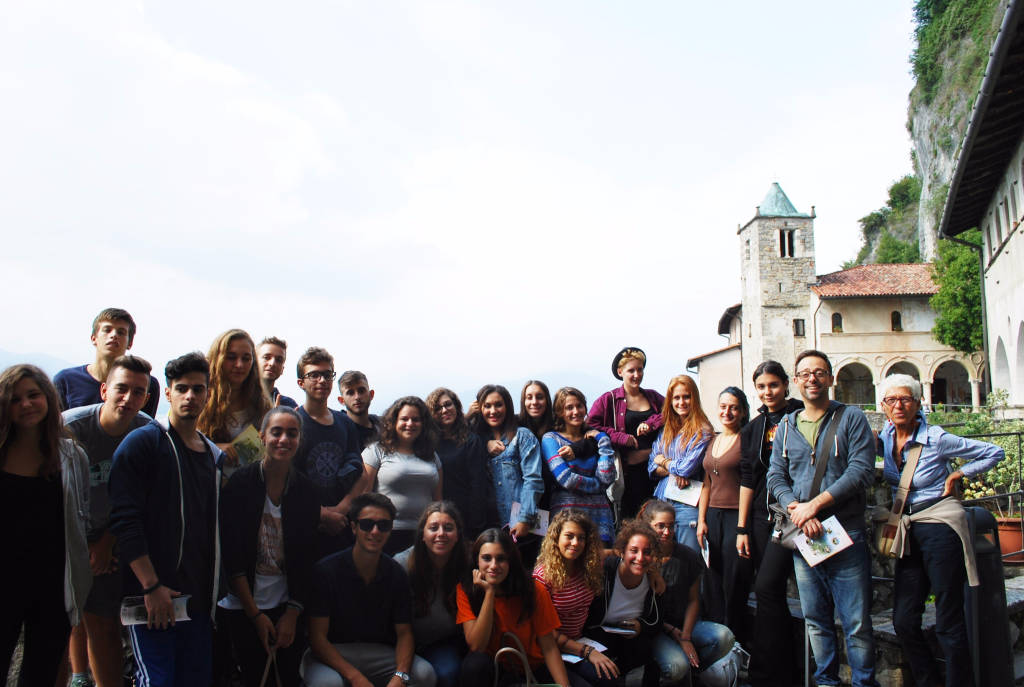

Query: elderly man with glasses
877,373,1002,687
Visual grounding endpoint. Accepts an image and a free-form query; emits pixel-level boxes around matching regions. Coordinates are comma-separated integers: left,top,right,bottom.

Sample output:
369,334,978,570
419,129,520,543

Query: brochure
120,594,191,626
663,478,703,507
794,515,853,567
509,502,550,536
223,424,265,478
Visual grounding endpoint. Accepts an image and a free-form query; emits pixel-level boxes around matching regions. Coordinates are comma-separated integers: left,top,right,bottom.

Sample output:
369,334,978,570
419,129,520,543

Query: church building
687,183,985,426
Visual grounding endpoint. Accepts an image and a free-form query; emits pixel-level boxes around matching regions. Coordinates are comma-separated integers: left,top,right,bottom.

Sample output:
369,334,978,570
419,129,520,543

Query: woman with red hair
647,374,713,554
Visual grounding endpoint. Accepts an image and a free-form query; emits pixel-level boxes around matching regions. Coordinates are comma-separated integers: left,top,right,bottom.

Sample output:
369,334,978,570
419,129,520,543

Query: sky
0,0,917,413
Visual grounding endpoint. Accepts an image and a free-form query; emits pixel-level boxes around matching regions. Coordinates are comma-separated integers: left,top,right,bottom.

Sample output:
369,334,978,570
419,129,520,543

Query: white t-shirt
219,495,289,611
601,571,649,626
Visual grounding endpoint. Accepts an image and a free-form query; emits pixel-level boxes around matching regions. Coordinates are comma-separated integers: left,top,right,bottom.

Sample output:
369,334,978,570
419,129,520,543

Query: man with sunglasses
293,347,366,559
766,349,878,687
304,493,436,687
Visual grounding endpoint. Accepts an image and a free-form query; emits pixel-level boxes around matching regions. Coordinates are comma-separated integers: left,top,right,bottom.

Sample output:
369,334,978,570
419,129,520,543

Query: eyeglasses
795,369,831,381
302,370,336,381
882,396,917,408
652,522,676,532
436,401,455,411
357,518,394,532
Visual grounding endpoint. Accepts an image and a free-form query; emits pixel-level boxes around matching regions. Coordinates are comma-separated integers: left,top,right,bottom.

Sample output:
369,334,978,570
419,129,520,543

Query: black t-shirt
352,414,382,451
176,440,217,616
658,543,705,627
625,407,657,451
309,548,413,645
1,471,64,591
293,408,363,507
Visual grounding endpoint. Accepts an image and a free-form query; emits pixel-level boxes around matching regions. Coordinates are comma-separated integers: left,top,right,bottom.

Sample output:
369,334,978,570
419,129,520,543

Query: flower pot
996,516,1024,563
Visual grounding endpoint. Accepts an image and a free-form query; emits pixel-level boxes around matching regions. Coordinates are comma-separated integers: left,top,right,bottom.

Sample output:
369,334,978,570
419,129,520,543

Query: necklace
712,433,739,475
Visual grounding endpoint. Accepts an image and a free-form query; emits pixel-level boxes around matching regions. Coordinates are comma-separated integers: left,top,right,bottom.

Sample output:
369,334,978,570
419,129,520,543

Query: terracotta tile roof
812,263,937,298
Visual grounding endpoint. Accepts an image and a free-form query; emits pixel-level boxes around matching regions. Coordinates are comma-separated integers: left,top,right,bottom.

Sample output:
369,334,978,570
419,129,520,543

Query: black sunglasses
357,518,394,533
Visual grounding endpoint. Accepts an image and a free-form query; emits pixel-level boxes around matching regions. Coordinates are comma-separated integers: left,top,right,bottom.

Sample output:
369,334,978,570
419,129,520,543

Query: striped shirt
533,565,595,640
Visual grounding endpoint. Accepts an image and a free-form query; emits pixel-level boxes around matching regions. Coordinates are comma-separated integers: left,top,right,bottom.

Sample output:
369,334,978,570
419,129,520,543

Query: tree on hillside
930,228,983,353
876,232,921,263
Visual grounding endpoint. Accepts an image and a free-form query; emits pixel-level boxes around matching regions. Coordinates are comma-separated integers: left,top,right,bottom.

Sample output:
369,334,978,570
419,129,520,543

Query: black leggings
748,515,796,687
0,588,71,686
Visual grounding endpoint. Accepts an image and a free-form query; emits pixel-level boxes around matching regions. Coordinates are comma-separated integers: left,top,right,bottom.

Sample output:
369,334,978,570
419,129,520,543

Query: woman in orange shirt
456,528,587,687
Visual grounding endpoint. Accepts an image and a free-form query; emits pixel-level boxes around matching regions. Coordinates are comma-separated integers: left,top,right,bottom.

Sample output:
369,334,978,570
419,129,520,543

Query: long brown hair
426,387,469,445
0,365,65,477
198,329,271,442
660,374,711,451
551,387,588,433
406,501,468,617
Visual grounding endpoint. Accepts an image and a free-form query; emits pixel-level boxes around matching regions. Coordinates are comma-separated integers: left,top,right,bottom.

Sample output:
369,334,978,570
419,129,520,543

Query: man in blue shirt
257,336,298,408
54,307,161,417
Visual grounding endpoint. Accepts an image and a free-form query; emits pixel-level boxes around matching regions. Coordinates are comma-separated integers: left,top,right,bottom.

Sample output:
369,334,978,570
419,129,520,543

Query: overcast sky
1,0,916,412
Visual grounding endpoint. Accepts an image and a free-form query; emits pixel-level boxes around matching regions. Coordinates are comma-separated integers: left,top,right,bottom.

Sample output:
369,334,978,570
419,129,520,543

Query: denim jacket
490,426,544,526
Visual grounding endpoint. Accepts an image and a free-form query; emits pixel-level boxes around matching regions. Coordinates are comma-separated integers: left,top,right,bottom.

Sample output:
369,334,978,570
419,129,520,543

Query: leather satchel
875,443,924,558
770,406,846,550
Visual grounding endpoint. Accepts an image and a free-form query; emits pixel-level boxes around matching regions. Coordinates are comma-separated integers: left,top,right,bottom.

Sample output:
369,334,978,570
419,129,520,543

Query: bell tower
737,183,817,385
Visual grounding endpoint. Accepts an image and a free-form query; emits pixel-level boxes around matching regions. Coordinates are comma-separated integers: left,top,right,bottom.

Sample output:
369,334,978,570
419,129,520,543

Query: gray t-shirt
393,547,459,647
362,443,441,530
62,403,151,539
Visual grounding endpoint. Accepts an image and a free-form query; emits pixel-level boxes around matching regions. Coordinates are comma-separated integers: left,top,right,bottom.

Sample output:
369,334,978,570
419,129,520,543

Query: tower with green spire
737,183,817,384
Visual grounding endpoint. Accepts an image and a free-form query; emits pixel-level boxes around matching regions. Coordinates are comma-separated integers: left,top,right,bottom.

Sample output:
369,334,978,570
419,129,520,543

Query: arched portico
835,362,874,406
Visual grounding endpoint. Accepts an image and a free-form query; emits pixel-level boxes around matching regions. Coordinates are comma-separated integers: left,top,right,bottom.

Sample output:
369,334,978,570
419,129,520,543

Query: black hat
612,347,647,380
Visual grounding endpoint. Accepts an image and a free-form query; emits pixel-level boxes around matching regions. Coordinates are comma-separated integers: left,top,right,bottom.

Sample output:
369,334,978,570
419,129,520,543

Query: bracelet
249,611,265,622
583,646,594,660
735,526,749,535
142,581,161,595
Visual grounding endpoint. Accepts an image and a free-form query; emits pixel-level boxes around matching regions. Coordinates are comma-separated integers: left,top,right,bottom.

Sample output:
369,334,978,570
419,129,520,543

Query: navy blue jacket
109,419,223,615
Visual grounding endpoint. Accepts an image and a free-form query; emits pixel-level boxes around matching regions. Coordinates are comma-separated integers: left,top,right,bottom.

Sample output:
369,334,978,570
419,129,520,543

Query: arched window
891,311,902,332
831,312,843,333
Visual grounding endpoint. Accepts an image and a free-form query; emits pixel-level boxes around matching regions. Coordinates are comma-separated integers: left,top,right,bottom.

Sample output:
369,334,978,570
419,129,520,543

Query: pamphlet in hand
663,478,702,506
794,516,853,567
120,594,191,626
508,502,550,536
223,424,265,478
562,637,608,664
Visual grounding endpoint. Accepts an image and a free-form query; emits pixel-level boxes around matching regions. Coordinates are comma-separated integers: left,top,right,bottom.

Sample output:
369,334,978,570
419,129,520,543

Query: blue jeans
672,502,700,555
652,621,734,682
127,615,212,687
419,638,465,687
792,529,878,687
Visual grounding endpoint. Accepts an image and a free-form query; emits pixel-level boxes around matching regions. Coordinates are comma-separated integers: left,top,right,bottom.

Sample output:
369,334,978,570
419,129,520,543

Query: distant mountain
0,349,76,378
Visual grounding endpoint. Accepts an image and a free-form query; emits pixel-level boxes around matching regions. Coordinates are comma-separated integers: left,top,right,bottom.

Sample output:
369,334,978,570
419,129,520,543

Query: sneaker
69,675,95,687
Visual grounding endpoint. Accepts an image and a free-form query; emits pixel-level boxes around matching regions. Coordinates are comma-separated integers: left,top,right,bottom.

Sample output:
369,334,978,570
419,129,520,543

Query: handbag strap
888,443,924,521
493,632,538,687
259,649,281,687
808,405,846,498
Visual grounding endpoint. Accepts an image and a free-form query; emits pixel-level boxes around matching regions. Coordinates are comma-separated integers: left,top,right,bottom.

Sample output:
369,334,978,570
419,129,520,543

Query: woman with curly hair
427,388,492,537
362,396,443,555
541,388,617,543
198,329,272,473
648,374,713,553
394,501,469,687
457,528,581,687
533,510,619,685
583,519,662,687
638,499,735,685
0,365,91,686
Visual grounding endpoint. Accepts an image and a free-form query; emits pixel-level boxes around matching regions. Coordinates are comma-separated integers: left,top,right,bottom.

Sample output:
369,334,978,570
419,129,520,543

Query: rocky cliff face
908,1,1006,260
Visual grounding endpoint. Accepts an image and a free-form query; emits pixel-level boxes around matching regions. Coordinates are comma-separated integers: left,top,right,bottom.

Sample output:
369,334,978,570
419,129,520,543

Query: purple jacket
587,386,665,451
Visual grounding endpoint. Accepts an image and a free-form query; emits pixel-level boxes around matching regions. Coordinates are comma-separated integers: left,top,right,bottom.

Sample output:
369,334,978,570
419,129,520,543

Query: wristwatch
394,671,411,685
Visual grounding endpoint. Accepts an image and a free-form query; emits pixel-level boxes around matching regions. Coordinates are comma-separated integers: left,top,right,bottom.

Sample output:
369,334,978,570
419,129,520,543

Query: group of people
0,307,1006,687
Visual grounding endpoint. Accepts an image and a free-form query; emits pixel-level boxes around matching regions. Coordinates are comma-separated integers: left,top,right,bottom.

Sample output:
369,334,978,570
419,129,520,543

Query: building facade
688,184,985,427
